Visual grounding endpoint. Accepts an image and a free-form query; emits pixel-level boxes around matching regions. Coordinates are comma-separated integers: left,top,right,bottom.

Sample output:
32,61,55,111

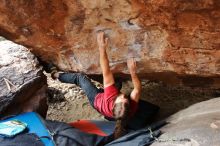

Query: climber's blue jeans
58,73,102,107
58,72,122,109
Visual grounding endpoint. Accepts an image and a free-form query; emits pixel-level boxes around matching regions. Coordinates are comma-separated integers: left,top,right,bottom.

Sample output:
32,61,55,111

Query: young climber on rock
49,31,142,139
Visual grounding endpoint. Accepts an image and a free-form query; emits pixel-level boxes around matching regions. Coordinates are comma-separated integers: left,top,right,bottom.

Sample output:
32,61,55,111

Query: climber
49,31,142,139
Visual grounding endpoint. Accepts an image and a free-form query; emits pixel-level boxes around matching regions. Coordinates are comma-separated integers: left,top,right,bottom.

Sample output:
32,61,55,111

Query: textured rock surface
0,40,47,117
152,97,220,146
0,0,220,87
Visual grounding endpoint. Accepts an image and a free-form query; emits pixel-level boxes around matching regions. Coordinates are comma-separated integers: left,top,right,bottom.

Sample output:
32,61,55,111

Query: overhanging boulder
0,0,219,87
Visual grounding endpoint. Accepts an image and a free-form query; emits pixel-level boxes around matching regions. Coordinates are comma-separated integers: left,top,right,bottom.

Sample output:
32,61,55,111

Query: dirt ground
46,73,219,123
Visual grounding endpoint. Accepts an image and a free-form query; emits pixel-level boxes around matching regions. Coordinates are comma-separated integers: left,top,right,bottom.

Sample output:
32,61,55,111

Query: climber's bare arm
97,31,115,87
127,58,141,102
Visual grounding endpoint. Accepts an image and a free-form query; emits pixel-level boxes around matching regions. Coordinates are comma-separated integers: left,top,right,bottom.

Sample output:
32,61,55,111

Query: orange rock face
0,0,220,87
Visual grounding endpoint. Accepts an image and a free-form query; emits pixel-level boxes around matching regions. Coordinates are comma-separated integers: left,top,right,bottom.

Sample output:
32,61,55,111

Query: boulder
0,40,47,118
0,0,219,87
152,97,220,146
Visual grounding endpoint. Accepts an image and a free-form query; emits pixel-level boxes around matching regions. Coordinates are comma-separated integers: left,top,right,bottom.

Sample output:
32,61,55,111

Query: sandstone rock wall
0,0,219,87
152,97,220,146
0,40,47,117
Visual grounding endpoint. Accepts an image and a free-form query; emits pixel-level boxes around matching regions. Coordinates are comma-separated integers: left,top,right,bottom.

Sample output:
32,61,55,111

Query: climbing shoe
37,58,57,73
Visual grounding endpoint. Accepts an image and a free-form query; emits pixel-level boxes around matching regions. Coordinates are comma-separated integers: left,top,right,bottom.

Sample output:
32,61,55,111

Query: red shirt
94,84,138,118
